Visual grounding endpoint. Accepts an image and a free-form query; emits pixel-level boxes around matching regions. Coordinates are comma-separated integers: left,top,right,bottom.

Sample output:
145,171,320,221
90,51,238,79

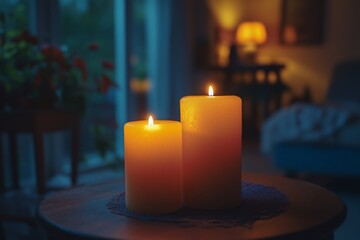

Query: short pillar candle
180,86,242,209
124,116,182,214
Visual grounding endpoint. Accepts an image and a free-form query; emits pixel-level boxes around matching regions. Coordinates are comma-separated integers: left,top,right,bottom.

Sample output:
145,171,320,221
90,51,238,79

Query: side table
37,174,346,240
0,109,80,194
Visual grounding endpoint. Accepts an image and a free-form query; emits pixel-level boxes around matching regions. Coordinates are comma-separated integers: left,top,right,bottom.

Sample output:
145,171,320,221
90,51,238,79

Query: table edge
37,174,347,240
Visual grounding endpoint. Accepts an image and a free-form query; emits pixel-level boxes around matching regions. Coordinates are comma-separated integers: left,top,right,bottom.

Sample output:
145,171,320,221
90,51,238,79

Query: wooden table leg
71,126,79,186
9,132,19,189
0,135,4,191
33,130,45,194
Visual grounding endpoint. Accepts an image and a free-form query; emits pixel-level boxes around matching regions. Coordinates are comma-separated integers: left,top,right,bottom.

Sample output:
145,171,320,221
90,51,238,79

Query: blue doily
106,182,289,228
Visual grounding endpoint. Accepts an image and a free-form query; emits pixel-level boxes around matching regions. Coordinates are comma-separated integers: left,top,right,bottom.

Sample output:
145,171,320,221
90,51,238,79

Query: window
0,0,36,185
0,0,29,31
60,0,116,161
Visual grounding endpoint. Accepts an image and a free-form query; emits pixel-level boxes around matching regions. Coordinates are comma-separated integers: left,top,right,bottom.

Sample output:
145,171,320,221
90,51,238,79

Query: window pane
0,0,29,31
60,0,116,158
128,0,149,120
1,0,34,183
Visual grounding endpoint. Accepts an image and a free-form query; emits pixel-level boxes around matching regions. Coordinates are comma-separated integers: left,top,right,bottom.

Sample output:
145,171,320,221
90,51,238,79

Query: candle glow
208,86,214,97
148,115,154,125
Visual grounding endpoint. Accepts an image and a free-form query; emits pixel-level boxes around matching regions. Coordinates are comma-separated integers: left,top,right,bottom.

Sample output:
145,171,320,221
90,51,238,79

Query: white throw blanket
261,103,360,155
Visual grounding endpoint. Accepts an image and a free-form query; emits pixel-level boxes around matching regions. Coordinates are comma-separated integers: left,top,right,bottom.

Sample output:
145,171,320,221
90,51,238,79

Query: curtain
146,0,190,120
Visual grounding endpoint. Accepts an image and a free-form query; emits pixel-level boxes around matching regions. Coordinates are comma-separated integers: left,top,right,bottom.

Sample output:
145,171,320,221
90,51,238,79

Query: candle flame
208,86,214,97
148,115,154,125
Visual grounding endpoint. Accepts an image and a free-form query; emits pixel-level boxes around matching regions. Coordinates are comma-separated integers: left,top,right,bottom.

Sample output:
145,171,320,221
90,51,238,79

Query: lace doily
106,182,289,228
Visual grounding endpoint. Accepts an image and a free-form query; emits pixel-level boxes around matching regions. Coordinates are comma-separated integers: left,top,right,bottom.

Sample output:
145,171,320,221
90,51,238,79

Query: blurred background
0,0,360,239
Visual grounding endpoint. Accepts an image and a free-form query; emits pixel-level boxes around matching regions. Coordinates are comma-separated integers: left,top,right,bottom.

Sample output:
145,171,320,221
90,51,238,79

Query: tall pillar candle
180,87,242,209
124,116,182,214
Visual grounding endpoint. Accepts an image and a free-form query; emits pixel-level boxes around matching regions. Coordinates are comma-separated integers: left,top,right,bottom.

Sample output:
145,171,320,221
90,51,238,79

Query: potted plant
0,19,117,160
0,29,116,113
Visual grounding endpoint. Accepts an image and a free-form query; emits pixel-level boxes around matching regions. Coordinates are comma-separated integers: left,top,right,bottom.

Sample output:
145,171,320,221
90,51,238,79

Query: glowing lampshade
236,22,267,45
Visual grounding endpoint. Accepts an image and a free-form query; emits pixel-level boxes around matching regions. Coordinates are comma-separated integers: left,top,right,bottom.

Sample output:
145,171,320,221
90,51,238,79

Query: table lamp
235,21,267,64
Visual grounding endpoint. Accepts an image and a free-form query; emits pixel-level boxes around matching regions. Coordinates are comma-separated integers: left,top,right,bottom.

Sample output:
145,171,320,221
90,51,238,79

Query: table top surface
37,173,346,240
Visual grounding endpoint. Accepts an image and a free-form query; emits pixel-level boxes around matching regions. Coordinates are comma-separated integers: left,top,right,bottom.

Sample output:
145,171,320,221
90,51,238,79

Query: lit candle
180,86,242,209
124,116,182,214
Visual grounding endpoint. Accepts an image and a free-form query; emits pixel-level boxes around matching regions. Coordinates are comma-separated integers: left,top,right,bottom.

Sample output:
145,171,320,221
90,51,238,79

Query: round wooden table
37,174,346,240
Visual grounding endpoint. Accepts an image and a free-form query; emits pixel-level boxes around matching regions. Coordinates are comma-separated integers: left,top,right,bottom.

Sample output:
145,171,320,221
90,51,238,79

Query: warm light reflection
130,78,151,93
283,25,297,45
148,115,154,125
208,86,214,97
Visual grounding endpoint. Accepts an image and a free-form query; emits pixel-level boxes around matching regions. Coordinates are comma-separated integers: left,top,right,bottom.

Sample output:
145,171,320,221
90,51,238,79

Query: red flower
73,57,85,68
73,57,87,81
88,42,99,51
41,45,65,63
10,31,38,44
100,74,115,93
22,30,30,41
21,31,38,45
102,60,114,70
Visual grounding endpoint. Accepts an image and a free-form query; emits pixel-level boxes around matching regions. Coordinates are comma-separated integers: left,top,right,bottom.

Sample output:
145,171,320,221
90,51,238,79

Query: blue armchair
268,59,360,177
